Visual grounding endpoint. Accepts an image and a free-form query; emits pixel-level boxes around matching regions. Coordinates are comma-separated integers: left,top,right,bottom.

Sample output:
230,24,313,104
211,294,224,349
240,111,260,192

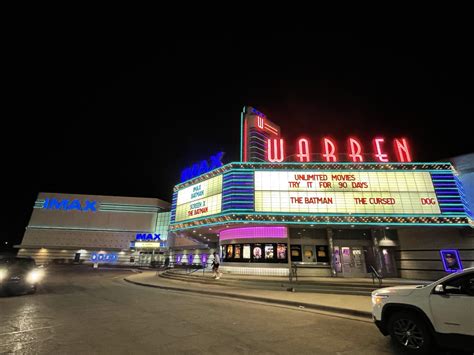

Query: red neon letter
296,138,311,162
373,138,389,162
267,138,285,162
348,137,363,162
322,137,337,162
256,116,264,129
394,138,412,162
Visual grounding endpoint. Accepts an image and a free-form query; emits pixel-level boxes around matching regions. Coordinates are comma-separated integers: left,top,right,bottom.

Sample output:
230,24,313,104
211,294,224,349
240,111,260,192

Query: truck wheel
388,311,433,354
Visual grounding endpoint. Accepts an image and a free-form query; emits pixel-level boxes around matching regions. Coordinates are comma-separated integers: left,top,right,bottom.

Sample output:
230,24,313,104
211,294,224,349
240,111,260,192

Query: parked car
372,267,474,353
0,257,44,295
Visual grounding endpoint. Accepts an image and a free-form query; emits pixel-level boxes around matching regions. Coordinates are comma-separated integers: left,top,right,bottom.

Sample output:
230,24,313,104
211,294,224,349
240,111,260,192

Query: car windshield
0,258,36,269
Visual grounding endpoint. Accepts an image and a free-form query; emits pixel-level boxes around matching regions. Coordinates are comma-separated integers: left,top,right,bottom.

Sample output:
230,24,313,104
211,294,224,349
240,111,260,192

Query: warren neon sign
43,198,97,212
180,152,224,182
267,137,412,163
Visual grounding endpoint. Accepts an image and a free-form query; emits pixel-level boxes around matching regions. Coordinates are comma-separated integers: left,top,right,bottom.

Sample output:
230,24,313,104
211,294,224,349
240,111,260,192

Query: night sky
3,30,473,251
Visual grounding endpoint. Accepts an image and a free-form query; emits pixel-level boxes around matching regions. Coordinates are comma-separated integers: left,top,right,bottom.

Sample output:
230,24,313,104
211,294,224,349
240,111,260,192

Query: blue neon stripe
223,196,254,200
222,193,254,196
222,186,254,190
170,220,470,231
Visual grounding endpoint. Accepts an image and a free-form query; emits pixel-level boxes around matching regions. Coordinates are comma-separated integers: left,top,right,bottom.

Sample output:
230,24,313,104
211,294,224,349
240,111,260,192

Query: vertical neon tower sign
241,106,281,162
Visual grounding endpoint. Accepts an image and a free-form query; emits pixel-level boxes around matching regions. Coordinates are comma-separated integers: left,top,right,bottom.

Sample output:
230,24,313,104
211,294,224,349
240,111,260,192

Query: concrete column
287,233,293,281
327,228,337,277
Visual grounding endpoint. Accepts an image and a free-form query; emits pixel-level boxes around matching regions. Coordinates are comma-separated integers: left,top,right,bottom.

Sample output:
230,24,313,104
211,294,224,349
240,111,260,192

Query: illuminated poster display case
222,243,288,263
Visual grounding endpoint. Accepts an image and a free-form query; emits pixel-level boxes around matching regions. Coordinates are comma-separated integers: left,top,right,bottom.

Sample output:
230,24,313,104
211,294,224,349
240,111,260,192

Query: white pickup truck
372,267,474,353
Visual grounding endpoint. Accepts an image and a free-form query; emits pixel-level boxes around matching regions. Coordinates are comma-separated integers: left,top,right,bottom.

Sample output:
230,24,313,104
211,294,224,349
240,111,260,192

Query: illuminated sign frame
440,249,463,272
254,170,441,215
170,162,471,230
174,174,223,222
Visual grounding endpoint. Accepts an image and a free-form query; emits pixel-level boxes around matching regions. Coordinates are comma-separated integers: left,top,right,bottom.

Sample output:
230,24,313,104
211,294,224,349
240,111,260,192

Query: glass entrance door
339,247,368,277
138,252,152,266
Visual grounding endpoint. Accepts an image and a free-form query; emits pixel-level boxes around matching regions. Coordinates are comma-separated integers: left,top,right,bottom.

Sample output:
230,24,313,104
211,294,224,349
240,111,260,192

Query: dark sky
3,30,473,250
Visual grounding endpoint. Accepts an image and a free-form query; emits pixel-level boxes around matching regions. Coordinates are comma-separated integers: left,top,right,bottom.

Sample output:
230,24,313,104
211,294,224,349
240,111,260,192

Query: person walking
212,251,222,279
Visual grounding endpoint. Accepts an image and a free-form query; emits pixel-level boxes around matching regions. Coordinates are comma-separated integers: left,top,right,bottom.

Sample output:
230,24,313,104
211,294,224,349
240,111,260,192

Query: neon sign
43,198,97,212
135,233,161,241
180,152,224,182
266,137,412,163
90,253,117,262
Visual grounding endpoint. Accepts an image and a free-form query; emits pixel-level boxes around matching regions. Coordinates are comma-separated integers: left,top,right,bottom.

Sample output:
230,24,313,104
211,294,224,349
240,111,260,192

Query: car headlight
0,268,7,281
372,294,389,305
26,269,44,284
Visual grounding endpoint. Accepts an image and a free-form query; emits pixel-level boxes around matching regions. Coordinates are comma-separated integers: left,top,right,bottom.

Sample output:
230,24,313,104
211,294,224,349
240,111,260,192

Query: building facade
167,107,473,280
16,108,473,280
17,192,171,266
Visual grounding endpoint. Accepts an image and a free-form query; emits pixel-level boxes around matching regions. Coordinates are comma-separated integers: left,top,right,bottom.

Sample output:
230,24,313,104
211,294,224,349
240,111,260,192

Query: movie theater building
17,193,171,266
169,107,473,280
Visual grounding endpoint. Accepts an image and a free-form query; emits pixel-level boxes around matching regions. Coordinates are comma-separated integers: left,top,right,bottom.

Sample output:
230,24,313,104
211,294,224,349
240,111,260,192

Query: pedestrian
212,251,222,279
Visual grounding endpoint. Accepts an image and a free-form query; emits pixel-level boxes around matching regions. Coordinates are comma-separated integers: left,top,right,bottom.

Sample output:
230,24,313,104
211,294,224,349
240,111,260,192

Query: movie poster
253,244,262,260
265,244,274,260
227,245,233,259
243,244,251,259
234,245,241,259
440,250,463,272
316,245,329,263
290,245,302,262
277,244,287,260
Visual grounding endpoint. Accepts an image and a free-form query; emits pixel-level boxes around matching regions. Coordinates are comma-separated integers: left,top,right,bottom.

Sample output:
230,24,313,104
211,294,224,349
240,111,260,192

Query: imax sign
135,233,161,241
43,198,97,212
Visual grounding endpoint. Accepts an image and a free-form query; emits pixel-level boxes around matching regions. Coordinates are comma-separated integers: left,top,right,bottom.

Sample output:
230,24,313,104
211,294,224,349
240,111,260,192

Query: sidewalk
125,271,374,319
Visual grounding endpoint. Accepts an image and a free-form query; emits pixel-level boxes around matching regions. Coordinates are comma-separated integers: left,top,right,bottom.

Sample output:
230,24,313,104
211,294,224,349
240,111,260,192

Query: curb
124,277,372,320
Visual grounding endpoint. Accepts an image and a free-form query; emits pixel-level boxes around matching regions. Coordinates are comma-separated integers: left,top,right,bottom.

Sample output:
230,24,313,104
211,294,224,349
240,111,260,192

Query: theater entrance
334,246,369,277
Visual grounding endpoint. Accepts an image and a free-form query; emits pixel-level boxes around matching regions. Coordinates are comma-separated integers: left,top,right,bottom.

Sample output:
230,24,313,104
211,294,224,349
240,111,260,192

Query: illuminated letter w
267,139,285,162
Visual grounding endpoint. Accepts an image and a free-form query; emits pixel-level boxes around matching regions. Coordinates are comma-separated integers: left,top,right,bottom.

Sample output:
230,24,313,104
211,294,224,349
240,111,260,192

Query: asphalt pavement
0,265,460,354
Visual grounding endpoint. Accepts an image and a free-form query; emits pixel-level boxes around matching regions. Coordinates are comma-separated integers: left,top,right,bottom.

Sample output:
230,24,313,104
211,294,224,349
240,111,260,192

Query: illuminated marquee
175,175,223,222
255,171,440,214
170,162,470,230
